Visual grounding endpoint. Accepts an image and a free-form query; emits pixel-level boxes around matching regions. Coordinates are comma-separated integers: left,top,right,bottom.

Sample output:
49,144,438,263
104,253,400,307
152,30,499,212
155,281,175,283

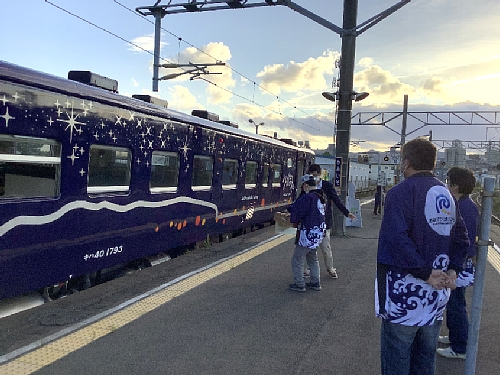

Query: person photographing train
287,174,326,292
306,164,356,279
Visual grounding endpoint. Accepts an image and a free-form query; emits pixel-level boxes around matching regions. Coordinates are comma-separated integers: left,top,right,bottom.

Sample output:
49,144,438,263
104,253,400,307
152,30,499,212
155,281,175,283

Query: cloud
354,65,416,106
255,50,339,95
167,85,203,111
422,76,444,93
358,57,374,68
232,103,265,123
129,33,168,53
131,78,139,87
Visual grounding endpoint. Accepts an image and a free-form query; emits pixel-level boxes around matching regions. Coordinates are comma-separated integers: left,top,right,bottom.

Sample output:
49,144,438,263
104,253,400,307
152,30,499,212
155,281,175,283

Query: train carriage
0,61,315,300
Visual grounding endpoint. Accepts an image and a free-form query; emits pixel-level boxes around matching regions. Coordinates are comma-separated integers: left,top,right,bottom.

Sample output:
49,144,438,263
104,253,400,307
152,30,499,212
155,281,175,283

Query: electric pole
332,0,358,237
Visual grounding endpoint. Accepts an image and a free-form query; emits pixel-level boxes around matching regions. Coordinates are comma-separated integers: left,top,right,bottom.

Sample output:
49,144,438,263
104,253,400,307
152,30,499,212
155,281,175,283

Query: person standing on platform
374,185,383,215
307,164,356,279
288,175,326,292
436,167,479,360
375,138,469,375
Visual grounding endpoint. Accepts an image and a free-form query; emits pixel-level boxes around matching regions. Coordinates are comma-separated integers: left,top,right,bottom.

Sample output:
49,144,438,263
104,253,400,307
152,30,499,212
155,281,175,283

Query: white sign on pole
377,171,386,186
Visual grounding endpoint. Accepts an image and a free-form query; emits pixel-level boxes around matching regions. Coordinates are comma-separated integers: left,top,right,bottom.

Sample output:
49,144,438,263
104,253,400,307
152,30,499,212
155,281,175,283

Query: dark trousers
446,287,468,354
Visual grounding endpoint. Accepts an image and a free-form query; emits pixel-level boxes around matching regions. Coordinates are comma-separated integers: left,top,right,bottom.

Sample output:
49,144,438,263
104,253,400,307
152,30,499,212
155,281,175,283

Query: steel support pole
332,0,358,237
400,94,408,146
464,177,494,375
152,9,163,92
398,94,408,183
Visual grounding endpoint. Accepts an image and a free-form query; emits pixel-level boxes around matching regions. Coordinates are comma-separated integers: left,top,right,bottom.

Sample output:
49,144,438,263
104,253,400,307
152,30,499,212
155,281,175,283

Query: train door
271,161,283,203
219,156,239,212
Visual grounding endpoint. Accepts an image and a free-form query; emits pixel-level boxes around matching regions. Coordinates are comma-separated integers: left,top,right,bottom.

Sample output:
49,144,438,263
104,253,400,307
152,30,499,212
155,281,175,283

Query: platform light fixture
248,119,264,134
321,91,369,102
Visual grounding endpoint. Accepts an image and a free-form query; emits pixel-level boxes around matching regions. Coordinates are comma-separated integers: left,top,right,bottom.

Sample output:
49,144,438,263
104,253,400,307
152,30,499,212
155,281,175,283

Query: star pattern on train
0,106,15,127
58,101,87,143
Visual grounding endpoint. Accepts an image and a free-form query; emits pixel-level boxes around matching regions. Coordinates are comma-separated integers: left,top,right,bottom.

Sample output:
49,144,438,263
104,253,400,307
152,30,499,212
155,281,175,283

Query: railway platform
1,201,500,374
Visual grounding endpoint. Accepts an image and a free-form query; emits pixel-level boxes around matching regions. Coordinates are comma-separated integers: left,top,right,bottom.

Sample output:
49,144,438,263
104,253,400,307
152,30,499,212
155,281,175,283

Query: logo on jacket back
425,186,456,235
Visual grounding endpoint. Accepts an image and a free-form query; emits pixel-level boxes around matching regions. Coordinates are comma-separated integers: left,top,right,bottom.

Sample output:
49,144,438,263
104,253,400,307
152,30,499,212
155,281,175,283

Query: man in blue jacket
375,138,469,375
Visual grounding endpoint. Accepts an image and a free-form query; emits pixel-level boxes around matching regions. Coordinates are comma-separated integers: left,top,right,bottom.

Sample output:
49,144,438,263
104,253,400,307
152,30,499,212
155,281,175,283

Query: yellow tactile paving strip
0,233,294,375
488,246,500,274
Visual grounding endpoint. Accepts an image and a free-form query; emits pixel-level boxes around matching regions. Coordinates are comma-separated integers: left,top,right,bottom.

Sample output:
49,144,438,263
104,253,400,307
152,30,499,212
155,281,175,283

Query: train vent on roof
132,95,168,108
68,71,118,92
219,120,239,129
191,110,219,122
280,138,296,146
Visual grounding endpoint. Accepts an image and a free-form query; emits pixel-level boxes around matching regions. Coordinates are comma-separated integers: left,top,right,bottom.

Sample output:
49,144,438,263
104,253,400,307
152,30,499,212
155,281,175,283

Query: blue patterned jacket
288,191,326,249
375,172,469,326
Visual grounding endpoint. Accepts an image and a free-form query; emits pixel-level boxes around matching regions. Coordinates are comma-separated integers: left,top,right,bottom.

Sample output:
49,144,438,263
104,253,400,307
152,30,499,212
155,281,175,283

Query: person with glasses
375,137,469,375
436,167,478,359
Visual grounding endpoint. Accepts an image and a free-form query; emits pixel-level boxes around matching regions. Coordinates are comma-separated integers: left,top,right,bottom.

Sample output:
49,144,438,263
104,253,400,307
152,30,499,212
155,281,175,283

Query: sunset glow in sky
3,0,500,152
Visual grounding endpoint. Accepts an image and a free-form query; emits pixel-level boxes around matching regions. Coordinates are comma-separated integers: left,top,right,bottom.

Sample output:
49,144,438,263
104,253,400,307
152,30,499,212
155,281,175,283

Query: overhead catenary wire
112,0,330,132
43,0,329,133
113,1,327,125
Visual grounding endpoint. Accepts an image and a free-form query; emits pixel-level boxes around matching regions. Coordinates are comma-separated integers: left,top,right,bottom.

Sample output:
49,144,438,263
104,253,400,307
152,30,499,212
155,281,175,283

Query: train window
150,151,179,193
88,145,131,194
0,135,61,199
192,155,213,191
245,161,258,189
272,164,282,187
222,158,238,189
262,163,270,187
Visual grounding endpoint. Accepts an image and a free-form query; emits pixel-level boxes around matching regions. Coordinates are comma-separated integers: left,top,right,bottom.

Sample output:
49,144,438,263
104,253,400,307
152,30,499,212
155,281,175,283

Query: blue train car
0,61,315,299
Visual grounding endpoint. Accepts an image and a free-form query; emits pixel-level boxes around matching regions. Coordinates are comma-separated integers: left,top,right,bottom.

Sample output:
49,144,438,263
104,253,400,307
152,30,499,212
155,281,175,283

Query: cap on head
300,174,317,186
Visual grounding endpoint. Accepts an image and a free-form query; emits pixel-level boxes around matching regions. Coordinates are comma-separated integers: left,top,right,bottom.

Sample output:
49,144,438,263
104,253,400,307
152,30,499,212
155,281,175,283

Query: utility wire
44,0,330,132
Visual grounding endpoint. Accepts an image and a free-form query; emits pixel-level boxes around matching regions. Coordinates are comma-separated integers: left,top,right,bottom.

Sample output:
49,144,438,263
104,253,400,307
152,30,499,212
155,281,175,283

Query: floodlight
354,92,369,102
322,92,337,102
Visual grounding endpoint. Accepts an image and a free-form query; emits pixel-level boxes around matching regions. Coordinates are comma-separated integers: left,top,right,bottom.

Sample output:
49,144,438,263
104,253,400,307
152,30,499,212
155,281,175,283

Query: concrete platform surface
1,202,499,374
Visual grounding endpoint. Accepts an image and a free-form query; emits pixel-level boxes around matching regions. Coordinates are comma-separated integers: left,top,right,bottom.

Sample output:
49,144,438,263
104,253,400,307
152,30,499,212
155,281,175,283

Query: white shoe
436,347,466,359
327,268,338,279
438,335,450,344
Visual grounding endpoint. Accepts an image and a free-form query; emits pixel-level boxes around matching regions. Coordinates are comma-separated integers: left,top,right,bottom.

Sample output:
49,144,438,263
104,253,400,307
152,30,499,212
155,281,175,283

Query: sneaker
438,335,451,344
305,282,322,291
327,268,338,279
289,283,306,292
436,347,466,359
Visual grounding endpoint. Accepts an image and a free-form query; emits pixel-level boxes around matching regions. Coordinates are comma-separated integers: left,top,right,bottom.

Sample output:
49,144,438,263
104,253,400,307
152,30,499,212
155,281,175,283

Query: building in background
356,151,397,187
444,140,467,167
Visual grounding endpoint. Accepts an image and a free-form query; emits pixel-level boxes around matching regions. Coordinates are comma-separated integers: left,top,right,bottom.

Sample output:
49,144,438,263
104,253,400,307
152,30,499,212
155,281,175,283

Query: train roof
0,60,314,155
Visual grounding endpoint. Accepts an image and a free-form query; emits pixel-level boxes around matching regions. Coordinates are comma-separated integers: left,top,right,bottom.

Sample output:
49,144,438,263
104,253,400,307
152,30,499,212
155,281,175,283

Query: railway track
472,191,500,226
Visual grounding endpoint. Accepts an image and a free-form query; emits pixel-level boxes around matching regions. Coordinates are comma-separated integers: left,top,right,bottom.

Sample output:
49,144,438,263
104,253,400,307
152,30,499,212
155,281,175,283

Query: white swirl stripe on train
0,197,219,237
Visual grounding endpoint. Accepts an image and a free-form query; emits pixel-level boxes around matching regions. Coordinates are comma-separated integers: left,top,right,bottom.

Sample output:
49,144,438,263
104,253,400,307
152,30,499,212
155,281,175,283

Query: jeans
446,287,468,354
291,244,320,286
380,319,442,375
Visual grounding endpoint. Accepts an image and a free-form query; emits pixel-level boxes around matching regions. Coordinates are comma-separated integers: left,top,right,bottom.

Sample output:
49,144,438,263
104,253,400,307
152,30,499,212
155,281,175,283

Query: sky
3,0,500,153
